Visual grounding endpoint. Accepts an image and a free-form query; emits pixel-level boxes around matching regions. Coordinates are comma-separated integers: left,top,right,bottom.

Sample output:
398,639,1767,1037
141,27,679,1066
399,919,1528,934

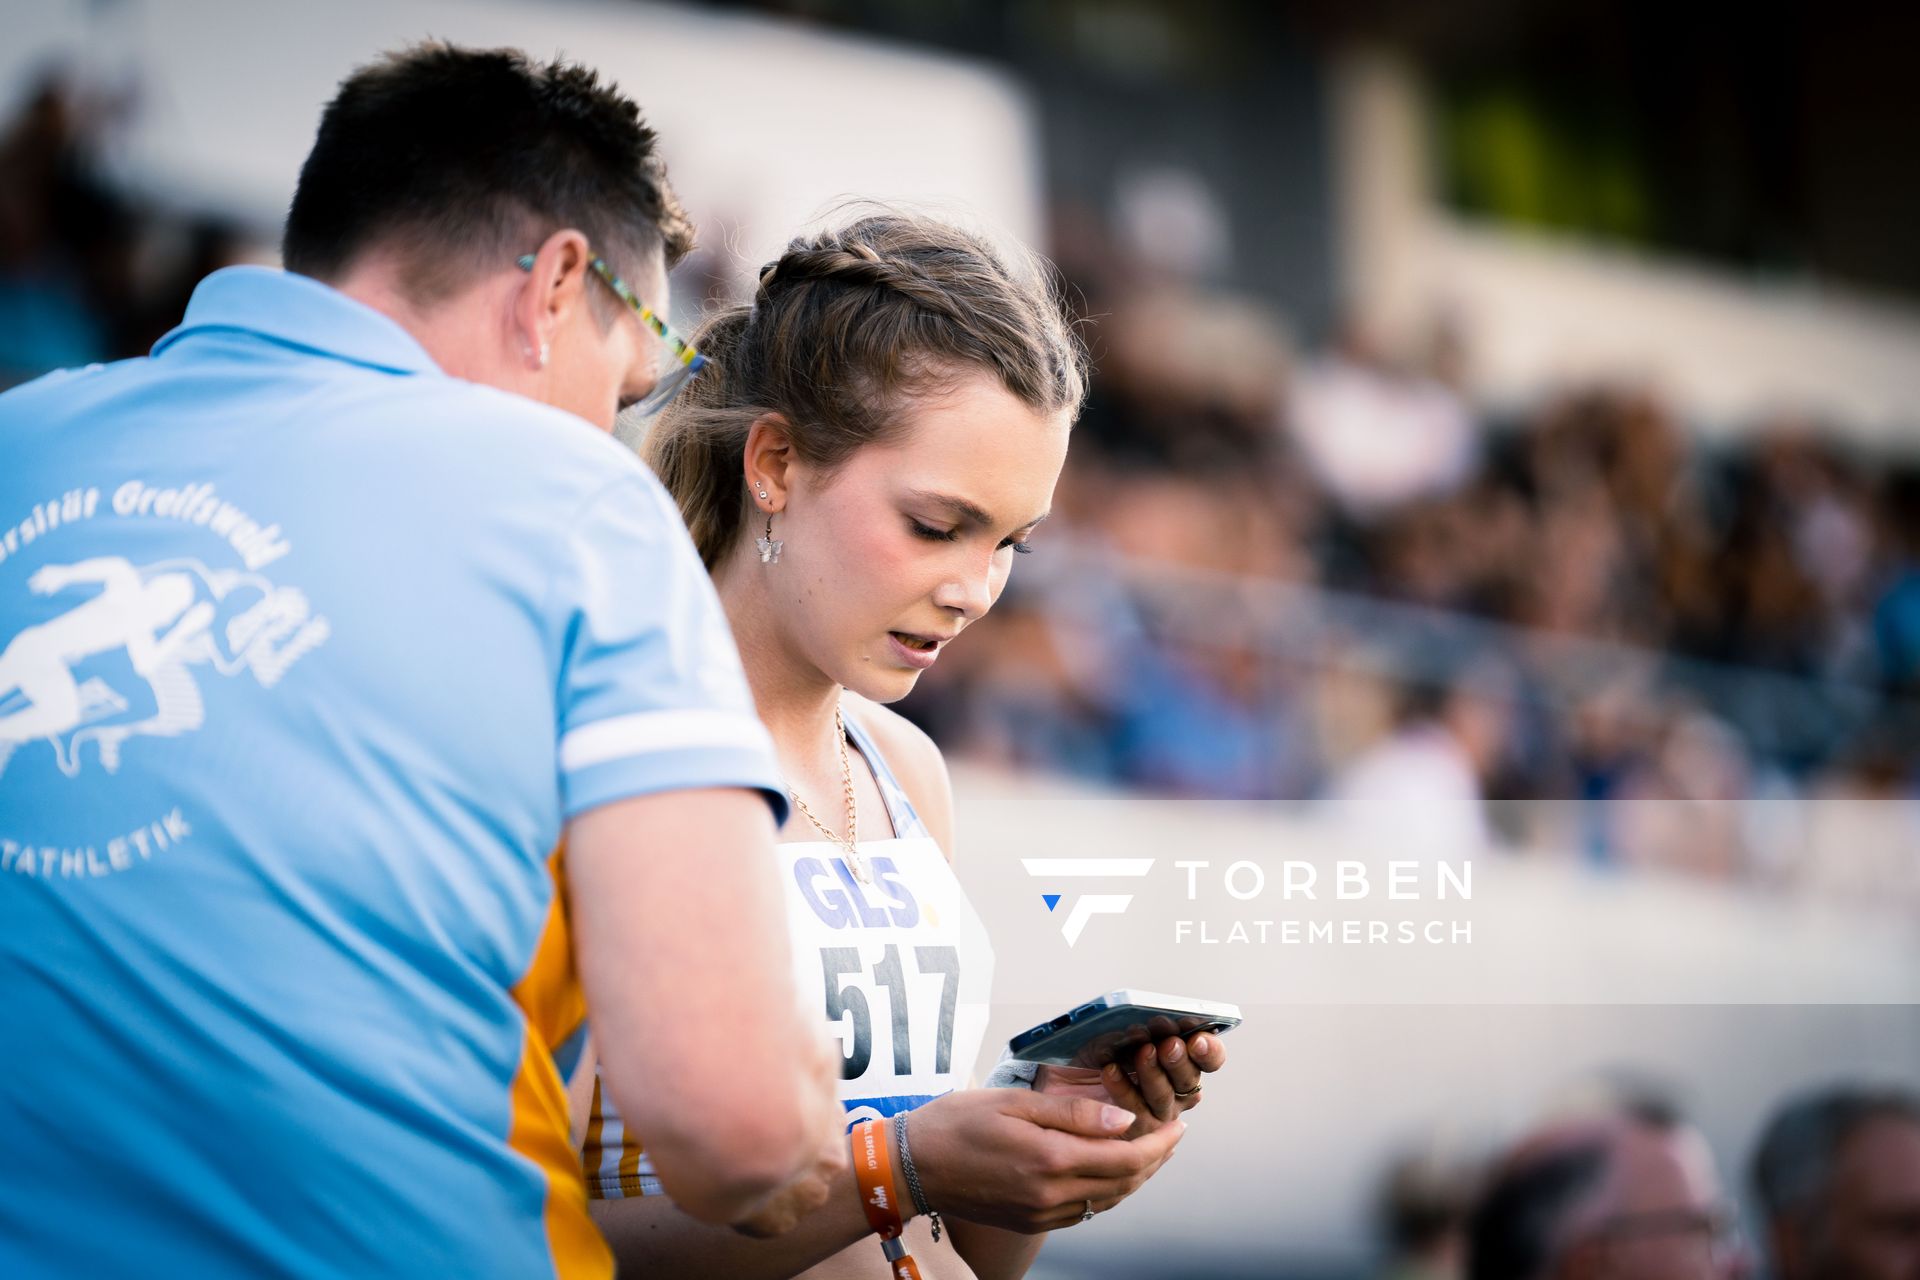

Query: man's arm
550,468,843,1229
568,786,839,1226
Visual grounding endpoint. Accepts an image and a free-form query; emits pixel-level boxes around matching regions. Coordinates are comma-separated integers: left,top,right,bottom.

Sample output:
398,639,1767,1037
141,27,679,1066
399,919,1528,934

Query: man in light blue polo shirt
0,44,839,1278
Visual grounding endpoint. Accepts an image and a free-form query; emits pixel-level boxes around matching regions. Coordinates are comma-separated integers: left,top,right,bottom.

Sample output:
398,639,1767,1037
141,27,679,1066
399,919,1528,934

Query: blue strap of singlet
842,710,927,840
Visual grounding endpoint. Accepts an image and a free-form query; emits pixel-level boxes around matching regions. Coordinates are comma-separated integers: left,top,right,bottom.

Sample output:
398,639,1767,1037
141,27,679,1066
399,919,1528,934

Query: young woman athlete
575,213,1229,1279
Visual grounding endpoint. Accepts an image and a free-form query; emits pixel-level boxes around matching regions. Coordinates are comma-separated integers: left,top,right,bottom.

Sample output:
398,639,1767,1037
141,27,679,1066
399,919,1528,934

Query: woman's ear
742,413,796,512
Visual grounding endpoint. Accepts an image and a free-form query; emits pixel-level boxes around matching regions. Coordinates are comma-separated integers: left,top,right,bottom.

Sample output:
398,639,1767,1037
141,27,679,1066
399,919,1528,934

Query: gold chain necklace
788,703,867,882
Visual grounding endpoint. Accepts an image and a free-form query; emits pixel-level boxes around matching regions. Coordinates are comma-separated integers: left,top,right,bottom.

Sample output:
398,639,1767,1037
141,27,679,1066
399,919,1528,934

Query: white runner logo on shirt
0,555,328,778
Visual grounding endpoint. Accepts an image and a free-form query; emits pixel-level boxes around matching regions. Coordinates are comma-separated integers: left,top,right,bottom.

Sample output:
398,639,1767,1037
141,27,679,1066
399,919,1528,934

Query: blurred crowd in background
5,60,1918,908
905,208,1920,904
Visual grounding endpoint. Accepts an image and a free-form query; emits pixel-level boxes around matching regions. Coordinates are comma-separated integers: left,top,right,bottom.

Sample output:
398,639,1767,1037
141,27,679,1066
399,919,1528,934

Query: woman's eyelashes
909,518,959,543
909,518,1034,554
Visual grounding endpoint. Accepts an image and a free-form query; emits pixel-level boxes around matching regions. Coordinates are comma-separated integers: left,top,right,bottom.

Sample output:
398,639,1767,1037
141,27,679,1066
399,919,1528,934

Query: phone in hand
1007,990,1242,1068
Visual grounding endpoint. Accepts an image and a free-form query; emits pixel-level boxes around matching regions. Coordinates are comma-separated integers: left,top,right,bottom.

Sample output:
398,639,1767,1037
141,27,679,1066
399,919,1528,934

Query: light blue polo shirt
0,267,785,1279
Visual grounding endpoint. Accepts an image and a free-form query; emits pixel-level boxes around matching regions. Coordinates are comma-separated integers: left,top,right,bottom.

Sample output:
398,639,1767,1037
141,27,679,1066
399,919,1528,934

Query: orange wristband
851,1118,904,1239
851,1118,924,1279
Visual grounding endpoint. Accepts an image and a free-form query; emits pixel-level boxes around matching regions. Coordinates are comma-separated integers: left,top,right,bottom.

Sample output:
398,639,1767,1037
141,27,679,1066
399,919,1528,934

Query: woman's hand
1033,1031,1227,1137
904,1088,1185,1233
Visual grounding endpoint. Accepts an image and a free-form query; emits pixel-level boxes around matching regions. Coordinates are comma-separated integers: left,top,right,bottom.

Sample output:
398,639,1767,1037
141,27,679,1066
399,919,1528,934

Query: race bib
780,837,994,1123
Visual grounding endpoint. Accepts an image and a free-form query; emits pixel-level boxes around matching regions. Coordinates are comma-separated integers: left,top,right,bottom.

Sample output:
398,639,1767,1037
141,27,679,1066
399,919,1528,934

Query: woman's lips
888,631,944,670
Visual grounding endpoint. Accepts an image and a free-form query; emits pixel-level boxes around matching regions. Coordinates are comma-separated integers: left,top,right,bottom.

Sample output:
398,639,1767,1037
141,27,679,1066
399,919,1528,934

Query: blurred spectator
1465,1100,1745,1280
1082,285,1292,473
1288,317,1477,521
1751,1085,1920,1280
1612,707,1754,880
1106,607,1301,798
1872,470,1920,699
0,72,261,389
1792,725,1920,910
1326,662,1511,863
1376,1146,1480,1280
0,74,130,384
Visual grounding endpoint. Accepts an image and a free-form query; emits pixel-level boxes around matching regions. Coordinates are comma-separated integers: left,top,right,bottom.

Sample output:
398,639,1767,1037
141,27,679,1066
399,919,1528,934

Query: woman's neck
713,546,841,761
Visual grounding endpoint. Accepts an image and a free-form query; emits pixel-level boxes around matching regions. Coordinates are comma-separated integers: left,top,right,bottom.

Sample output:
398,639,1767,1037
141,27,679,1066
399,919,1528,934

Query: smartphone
1007,990,1243,1068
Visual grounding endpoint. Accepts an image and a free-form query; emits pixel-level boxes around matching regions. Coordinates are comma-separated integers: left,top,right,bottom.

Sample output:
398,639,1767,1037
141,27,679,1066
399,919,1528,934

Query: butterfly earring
755,484,782,564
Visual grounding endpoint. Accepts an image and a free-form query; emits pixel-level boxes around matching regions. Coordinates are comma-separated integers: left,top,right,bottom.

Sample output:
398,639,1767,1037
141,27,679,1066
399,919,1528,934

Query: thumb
1012,1089,1134,1137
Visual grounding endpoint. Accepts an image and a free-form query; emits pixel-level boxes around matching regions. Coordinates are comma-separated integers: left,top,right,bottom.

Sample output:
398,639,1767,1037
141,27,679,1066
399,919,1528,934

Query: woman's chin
839,661,921,705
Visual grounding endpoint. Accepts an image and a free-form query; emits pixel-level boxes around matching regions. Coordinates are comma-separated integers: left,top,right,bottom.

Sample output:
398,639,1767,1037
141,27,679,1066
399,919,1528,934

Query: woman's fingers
910,1083,1192,1235
1037,1124,1186,1225
1100,1061,1149,1127
1038,1193,1130,1231
1031,1111,1183,1185
1134,1040,1182,1120
1035,1064,1106,1094
1158,1035,1205,1109
1010,1118,1187,1233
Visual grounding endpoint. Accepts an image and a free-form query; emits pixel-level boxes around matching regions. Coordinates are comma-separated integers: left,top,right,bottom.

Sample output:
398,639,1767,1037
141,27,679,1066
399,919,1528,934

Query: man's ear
512,229,593,367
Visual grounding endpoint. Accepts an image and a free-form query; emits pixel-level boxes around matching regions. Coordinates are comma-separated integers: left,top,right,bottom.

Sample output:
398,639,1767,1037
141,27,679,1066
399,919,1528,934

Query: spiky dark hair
283,43,693,301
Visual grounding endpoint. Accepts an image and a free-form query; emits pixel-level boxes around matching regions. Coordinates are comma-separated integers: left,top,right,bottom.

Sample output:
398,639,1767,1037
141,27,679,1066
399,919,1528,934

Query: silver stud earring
756,510,783,564
756,484,769,501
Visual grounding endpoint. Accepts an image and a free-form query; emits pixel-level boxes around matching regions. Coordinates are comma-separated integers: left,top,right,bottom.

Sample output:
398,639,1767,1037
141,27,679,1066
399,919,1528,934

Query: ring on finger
1173,1083,1203,1099
1081,1199,1096,1223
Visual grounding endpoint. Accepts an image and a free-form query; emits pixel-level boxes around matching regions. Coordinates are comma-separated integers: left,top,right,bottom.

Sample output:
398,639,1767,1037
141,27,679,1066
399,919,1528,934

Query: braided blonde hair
644,212,1087,569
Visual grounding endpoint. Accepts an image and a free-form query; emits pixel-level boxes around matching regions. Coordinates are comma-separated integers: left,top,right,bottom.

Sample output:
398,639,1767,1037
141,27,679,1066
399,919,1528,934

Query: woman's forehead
872,374,1067,474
